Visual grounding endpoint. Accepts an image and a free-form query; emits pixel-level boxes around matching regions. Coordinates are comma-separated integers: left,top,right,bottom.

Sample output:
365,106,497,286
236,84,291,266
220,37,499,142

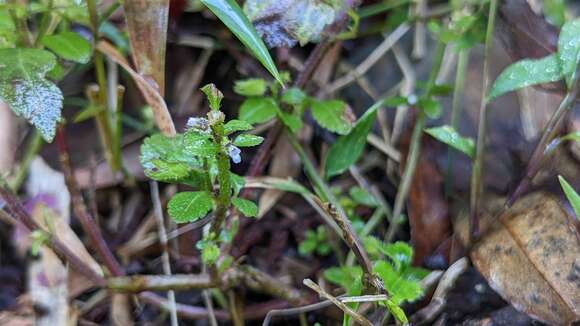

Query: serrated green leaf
325,100,381,177
224,119,253,135
381,241,413,271
281,87,307,105
140,134,200,182
234,78,266,96
184,132,217,157
41,31,92,64
488,54,563,100
168,191,213,223
425,125,475,159
557,18,580,86
558,176,580,219
200,0,283,84
239,97,279,124
196,238,220,264
311,99,353,135
278,110,303,133
0,48,63,142
233,134,264,147
349,186,378,207
373,261,423,305
232,197,258,217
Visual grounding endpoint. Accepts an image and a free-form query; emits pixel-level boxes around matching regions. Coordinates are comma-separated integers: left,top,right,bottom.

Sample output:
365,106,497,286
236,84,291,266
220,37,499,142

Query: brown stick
56,127,124,277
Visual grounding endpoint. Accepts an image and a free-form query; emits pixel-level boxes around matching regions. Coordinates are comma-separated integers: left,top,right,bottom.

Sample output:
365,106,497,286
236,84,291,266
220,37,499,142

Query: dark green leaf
234,78,267,96
200,0,283,84
325,100,382,177
373,261,423,305
278,110,303,133
233,134,264,147
0,48,63,142
168,191,213,223
232,197,258,217
239,97,279,124
224,119,253,134
310,99,354,135
558,176,580,219
557,18,580,85
41,31,91,64
489,54,563,100
425,125,475,159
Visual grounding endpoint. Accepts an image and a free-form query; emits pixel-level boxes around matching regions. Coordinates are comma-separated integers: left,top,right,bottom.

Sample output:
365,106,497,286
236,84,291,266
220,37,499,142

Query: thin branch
150,181,178,326
470,0,499,240
303,279,372,326
108,274,215,292
56,127,124,277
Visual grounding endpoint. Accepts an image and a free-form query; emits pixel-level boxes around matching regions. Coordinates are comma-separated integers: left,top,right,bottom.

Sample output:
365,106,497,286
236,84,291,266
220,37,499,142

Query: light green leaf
417,97,442,119
41,31,92,64
140,134,200,182
560,131,580,143
196,238,220,264
200,0,283,84
281,87,307,105
425,125,475,159
349,186,378,207
0,48,63,142
232,197,258,217
323,266,363,295
311,99,353,135
558,18,580,86
373,261,423,305
230,172,246,196
544,0,566,27
233,134,264,147
558,176,580,219
239,97,279,124
278,110,303,133
168,191,213,223
488,54,563,100
385,299,409,324
325,100,382,177
184,132,217,157
224,119,253,134
234,78,267,96
200,83,223,110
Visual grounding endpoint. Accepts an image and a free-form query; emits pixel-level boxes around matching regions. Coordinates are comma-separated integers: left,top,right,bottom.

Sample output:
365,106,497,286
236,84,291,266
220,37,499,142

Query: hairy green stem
470,0,498,240
445,49,470,196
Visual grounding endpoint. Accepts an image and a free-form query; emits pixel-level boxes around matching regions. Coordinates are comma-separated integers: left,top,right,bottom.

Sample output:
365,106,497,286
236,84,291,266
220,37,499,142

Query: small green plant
140,84,261,265
298,225,332,256
234,77,354,136
325,240,429,324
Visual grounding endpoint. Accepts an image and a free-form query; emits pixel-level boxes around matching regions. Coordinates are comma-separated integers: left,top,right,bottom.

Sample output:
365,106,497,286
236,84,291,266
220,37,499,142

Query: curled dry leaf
97,41,176,136
457,192,580,325
122,0,170,96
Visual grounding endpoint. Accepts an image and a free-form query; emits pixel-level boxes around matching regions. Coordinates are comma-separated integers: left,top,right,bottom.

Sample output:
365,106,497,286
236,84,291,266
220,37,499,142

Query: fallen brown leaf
458,192,580,325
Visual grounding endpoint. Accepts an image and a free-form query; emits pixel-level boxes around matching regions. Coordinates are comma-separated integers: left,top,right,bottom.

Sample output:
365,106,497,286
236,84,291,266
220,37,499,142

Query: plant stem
286,132,379,290
209,124,231,236
445,48,470,197
87,0,119,173
9,129,43,191
7,0,32,47
470,0,498,240
507,63,580,206
386,41,445,243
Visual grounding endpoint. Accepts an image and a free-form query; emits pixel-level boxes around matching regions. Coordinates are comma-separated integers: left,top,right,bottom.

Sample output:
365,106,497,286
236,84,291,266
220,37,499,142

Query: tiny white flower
186,117,209,132
227,144,242,164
